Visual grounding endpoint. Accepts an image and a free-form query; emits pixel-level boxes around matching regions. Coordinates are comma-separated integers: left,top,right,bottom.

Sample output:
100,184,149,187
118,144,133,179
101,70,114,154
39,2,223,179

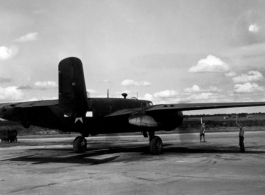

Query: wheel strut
148,131,155,142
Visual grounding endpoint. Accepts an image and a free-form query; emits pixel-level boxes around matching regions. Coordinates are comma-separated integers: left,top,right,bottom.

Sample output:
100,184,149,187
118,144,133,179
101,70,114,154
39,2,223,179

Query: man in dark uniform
236,121,245,152
200,122,206,142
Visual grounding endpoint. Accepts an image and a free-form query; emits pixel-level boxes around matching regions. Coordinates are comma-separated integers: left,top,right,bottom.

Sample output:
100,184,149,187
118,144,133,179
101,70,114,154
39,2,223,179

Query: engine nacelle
154,110,183,131
128,112,158,127
128,110,183,131
0,106,17,121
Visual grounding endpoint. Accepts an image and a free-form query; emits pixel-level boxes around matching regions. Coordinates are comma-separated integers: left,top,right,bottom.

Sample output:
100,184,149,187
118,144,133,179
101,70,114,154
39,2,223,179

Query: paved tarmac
1,131,265,195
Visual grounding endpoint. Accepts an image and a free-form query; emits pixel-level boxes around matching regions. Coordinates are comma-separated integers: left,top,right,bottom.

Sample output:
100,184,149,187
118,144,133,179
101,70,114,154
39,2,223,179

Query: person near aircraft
200,118,206,142
236,121,245,152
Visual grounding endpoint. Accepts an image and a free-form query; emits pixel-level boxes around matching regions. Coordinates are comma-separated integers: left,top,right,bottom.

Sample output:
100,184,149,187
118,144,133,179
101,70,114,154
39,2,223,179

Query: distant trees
179,118,265,130
184,112,265,118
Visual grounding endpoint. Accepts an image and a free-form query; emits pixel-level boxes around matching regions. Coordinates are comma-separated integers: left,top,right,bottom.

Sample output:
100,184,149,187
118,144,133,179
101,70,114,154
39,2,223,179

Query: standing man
236,121,245,152
200,118,206,142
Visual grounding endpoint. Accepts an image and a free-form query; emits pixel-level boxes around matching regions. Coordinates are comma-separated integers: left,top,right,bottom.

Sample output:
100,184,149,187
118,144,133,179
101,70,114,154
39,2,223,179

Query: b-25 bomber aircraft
1,57,265,154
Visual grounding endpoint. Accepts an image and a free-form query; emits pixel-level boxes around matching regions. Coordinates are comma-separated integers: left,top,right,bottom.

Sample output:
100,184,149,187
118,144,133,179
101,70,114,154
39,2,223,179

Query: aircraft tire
73,136,87,153
150,136,163,155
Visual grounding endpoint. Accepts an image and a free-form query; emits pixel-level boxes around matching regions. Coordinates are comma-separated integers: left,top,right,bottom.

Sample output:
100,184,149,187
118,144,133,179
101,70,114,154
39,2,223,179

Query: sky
1,0,265,114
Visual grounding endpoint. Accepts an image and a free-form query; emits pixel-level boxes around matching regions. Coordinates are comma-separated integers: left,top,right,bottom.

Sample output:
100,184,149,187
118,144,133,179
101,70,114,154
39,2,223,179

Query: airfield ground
1,131,265,195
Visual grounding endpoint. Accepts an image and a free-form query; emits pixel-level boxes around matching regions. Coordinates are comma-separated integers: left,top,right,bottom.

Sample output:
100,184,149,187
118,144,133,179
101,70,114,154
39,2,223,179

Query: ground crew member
236,121,245,152
200,122,206,142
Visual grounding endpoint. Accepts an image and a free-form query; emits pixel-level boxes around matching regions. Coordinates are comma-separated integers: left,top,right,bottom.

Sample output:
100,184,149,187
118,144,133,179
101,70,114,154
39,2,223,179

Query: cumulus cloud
232,71,263,83
121,80,137,86
184,85,200,92
121,79,151,87
103,79,110,83
184,85,222,93
207,86,222,92
225,71,237,77
86,90,96,98
139,81,151,86
34,81,57,90
87,89,97,94
153,90,178,99
143,90,218,104
14,32,38,42
25,96,57,101
0,46,18,60
18,81,58,90
139,87,227,104
139,93,179,104
234,82,264,93
26,97,39,101
0,86,24,101
17,85,33,90
189,55,229,73
141,93,153,101
186,93,213,101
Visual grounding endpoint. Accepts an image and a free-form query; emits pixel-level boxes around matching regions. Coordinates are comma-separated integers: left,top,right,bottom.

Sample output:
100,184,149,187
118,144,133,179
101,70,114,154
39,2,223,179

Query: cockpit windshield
148,102,153,106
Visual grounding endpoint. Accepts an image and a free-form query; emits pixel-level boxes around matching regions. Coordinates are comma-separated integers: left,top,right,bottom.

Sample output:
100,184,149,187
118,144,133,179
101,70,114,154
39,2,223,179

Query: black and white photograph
1,0,265,194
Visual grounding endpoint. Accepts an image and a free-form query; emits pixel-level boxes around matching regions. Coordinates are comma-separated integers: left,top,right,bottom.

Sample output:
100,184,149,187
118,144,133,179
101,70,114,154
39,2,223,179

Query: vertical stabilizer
59,57,88,117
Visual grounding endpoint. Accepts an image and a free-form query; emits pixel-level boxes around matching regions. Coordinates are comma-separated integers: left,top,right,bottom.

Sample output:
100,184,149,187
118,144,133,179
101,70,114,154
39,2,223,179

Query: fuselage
0,98,140,130
0,97,184,135
0,57,186,136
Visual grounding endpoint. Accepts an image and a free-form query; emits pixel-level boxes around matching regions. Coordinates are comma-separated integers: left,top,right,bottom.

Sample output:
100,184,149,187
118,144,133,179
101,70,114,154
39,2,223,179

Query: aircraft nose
0,106,7,117
0,105,16,120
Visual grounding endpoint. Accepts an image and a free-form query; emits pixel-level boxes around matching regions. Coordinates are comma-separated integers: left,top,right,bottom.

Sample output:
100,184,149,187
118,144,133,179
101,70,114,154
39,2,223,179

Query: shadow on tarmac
3,143,265,165
4,145,151,165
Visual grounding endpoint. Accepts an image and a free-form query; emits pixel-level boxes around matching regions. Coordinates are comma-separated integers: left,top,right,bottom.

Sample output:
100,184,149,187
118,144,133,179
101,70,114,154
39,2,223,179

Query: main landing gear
72,132,163,154
73,136,87,153
148,131,163,155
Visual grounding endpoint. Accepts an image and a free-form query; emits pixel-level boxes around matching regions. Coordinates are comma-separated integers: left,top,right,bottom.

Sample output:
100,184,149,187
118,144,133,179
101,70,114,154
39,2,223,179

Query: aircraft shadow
4,144,153,165
4,143,265,165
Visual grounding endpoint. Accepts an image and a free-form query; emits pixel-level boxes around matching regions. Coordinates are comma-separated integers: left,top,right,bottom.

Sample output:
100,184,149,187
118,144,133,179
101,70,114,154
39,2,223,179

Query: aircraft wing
144,102,265,112
106,102,265,117
105,107,144,117
0,100,58,108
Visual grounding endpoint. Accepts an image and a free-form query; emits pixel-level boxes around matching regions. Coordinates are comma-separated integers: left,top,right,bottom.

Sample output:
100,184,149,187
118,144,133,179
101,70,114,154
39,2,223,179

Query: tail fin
59,57,88,117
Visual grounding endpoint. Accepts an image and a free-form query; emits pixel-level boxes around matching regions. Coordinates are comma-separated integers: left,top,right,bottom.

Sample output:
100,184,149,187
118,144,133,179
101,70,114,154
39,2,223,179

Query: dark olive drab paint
0,56,164,136
59,57,89,117
57,97,154,134
85,98,152,134
56,57,156,134
0,98,156,135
